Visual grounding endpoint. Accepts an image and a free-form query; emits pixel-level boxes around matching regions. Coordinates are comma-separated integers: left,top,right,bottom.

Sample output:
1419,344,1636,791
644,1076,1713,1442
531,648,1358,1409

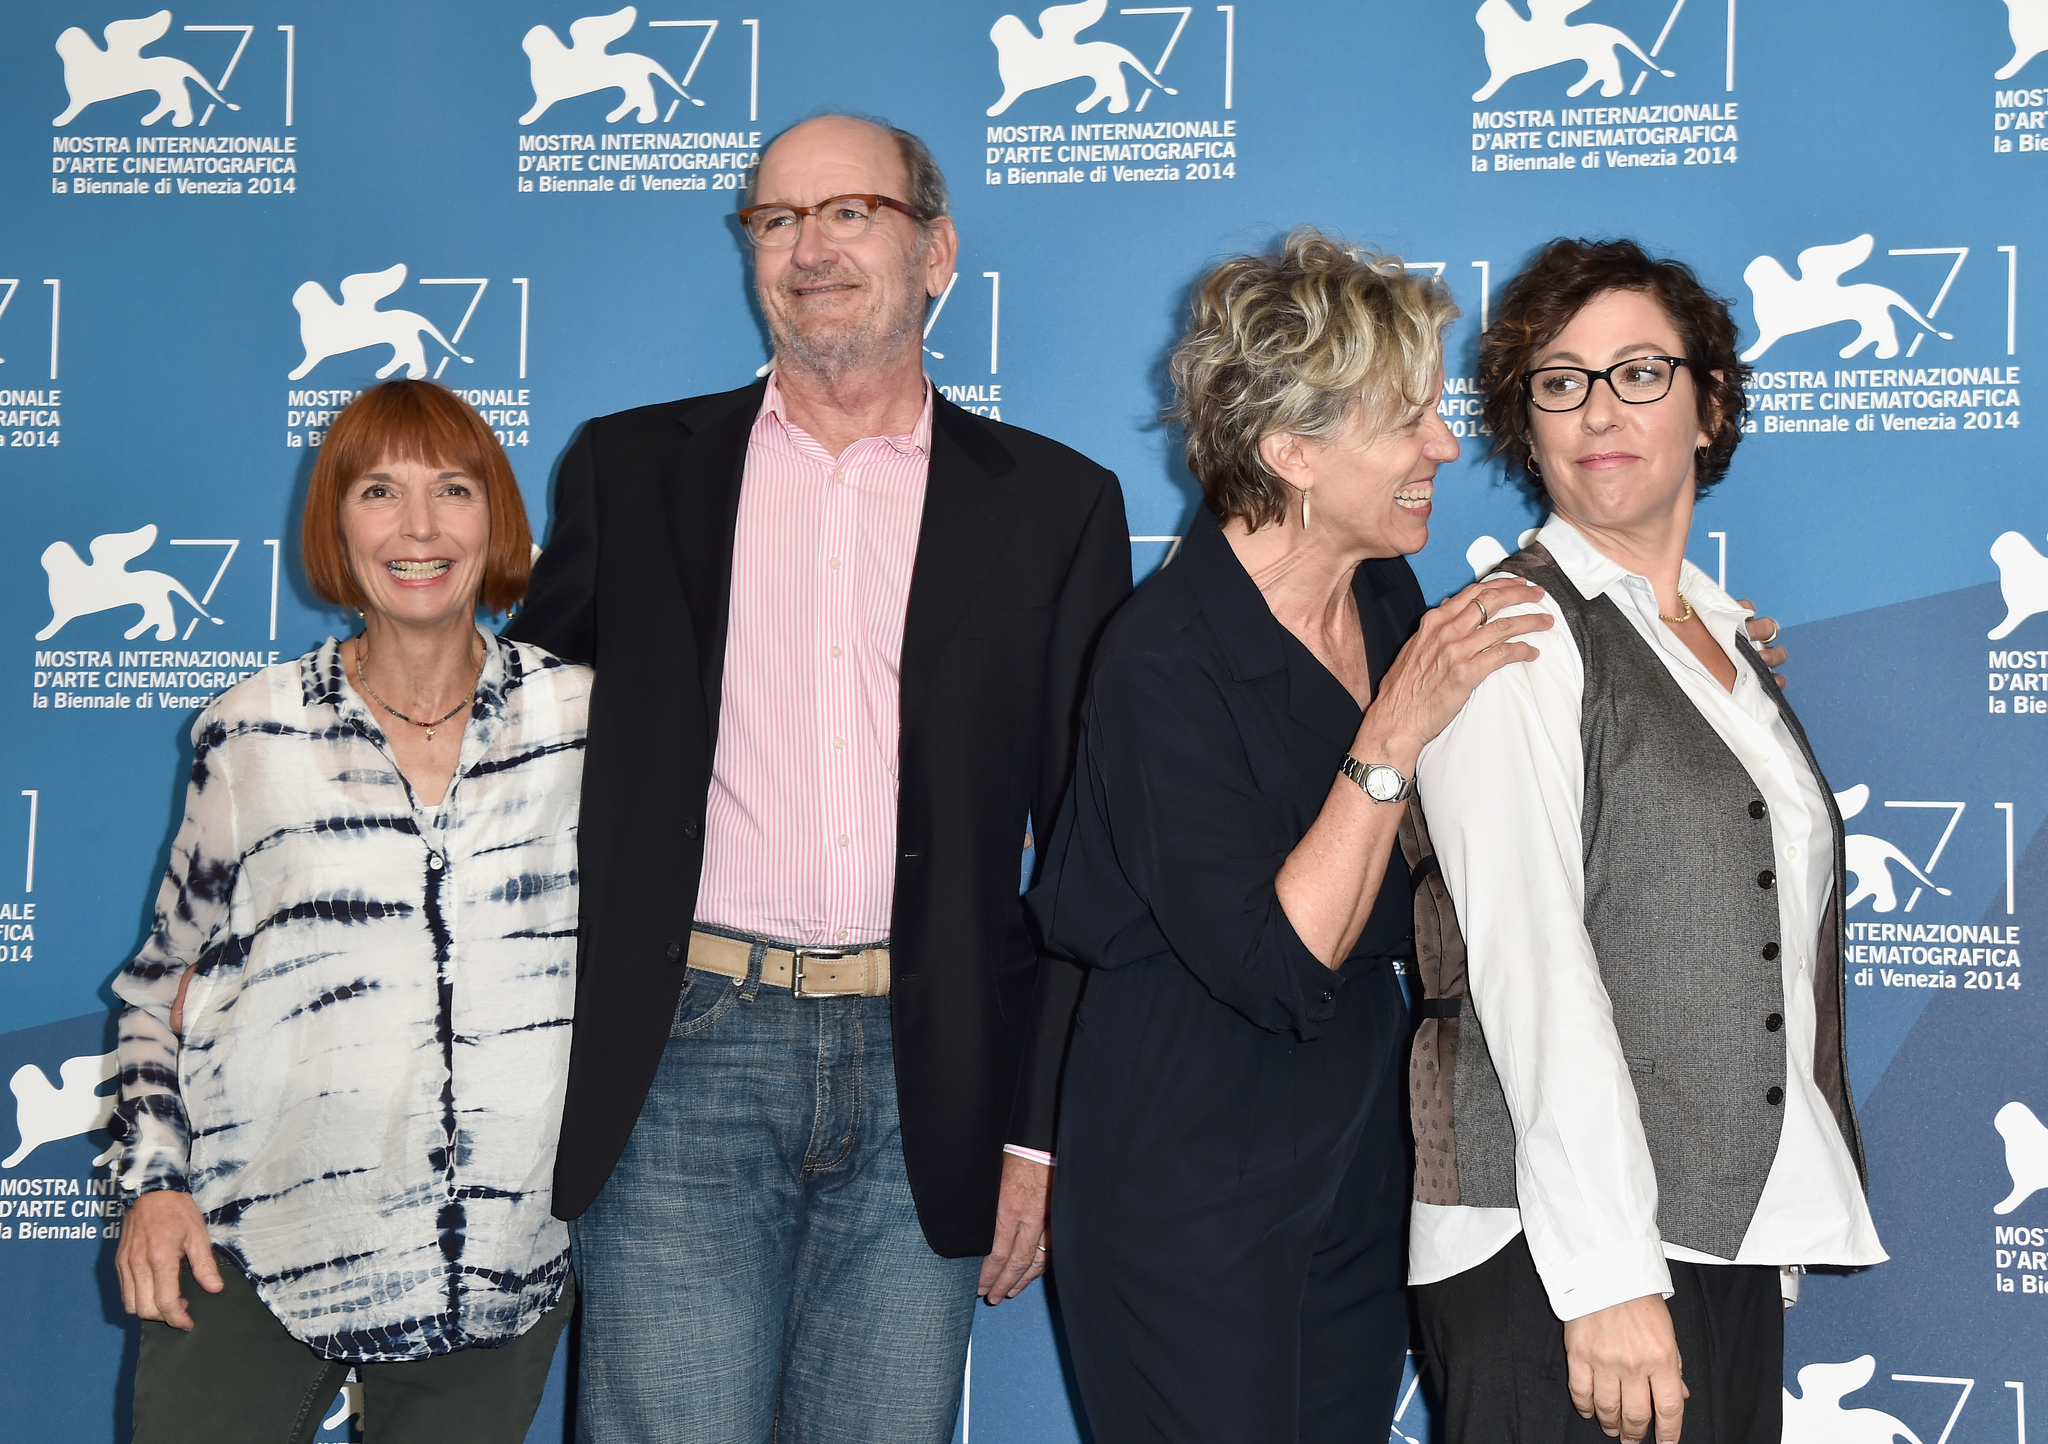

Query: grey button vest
1403,543,1866,1260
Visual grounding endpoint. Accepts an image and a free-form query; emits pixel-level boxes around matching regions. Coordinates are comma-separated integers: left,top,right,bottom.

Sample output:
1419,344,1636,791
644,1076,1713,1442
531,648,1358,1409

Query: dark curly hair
1478,237,1750,503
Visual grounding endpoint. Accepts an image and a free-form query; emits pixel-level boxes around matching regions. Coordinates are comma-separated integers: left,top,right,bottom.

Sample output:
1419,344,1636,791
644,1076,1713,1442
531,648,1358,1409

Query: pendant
424,727,437,741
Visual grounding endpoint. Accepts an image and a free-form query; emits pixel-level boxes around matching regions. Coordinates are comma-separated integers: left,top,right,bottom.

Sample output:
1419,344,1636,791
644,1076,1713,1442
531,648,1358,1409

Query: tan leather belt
687,929,891,998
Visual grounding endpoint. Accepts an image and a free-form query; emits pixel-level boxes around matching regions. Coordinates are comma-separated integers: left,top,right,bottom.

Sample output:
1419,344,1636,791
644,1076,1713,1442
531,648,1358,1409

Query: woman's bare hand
1359,576,1554,761
1563,1294,1689,1443
1738,601,1788,689
116,1190,221,1330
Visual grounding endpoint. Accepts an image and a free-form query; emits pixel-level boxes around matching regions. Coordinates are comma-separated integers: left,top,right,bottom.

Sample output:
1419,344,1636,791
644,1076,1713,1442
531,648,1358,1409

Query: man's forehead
755,118,908,202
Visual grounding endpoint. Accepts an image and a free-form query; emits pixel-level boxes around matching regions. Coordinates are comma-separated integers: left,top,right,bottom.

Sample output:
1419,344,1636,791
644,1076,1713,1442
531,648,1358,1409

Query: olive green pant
132,1250,573,1444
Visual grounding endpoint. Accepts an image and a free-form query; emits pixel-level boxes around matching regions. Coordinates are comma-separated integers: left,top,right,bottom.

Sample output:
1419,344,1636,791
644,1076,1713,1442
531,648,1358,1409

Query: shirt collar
757,368,933,459
1534,513,1752,624
1176,510,1287,680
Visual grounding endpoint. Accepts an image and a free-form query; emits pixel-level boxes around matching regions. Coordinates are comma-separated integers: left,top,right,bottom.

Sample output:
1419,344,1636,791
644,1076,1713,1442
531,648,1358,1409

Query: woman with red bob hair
109,380,592,1443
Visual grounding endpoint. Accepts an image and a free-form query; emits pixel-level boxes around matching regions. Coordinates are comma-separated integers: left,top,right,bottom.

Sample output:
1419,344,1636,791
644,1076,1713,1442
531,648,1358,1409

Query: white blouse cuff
1538,1237,1675,1322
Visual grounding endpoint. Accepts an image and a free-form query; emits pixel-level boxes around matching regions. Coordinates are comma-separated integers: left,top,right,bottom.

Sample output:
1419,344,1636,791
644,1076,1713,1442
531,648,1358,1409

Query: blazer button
1762,941,1781,961
1765,1012,1784,1032
1748,799,1767,820
1320,988,1336,1004
1757,869,1775,889
666,941,683,963
683,820,701,840
1765,1085,1785,1105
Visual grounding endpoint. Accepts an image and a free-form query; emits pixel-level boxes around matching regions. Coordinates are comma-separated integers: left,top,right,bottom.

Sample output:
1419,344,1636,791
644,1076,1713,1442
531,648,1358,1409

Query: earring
1526,454,1542,478
354,607,366,619
1301,492,1312,531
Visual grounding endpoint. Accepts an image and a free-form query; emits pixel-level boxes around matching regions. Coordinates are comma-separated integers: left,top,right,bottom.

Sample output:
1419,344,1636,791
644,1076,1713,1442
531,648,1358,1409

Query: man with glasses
508,113,1131,1441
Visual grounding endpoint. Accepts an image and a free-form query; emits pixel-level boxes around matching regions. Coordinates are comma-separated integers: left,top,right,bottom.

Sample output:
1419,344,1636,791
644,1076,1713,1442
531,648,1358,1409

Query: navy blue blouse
1028,509,1420,1037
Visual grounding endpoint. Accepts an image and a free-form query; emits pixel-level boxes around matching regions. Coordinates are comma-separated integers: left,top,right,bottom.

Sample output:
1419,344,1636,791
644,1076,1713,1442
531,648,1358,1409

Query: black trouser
1414,1234,1782,1444
131,1250,573,1444
1053,955,1412,1443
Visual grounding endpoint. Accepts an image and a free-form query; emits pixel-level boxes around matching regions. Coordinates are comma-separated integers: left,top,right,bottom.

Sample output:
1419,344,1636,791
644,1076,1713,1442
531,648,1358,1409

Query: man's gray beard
764,256,928,383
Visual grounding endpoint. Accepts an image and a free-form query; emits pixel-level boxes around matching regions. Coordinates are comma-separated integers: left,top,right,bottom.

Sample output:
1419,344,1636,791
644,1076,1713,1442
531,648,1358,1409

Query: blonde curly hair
1171,228,1458,530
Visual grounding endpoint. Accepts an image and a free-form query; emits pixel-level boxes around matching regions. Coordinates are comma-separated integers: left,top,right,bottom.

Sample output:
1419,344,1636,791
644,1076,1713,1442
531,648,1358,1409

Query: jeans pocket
671,970,740,1037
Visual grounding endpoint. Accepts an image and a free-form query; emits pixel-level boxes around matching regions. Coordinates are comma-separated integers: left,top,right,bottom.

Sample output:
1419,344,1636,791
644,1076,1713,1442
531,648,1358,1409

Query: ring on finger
1761,621,1781,646
1473,598,1490,628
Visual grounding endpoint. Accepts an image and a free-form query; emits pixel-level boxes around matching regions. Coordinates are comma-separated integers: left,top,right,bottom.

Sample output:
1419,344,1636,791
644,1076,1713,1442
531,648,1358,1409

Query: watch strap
1341,754,1414,803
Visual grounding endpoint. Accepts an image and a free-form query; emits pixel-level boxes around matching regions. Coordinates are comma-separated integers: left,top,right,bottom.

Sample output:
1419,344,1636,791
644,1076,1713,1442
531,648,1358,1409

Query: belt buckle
790,947,856,999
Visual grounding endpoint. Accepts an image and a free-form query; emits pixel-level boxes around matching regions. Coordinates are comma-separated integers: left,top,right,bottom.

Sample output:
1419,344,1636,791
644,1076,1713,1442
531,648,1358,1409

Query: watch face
1364,765,1406,802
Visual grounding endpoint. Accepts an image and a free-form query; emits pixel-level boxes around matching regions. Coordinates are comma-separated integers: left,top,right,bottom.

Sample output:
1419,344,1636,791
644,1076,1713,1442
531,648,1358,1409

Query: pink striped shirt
693,373,933,948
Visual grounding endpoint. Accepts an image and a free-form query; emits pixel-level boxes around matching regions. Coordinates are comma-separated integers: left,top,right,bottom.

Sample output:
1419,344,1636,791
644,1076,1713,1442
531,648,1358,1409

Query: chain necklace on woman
1658,592,1694,625
355,633,484,742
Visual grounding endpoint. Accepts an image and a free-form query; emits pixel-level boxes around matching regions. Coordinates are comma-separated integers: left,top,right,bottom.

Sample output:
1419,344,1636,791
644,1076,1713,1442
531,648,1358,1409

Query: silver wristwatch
1340,754,1414,804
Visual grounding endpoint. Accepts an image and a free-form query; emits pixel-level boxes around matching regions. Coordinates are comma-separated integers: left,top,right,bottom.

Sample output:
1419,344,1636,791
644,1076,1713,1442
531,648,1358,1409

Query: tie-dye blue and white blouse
111,629,589,1362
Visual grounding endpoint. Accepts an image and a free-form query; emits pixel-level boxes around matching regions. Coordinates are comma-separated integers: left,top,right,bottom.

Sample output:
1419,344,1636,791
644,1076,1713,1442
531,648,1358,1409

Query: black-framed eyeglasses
736,193,928,248
1524,355,1696,412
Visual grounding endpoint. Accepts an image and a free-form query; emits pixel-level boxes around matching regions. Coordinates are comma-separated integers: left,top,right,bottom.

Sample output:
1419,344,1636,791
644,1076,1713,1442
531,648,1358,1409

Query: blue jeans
570,953,981,1444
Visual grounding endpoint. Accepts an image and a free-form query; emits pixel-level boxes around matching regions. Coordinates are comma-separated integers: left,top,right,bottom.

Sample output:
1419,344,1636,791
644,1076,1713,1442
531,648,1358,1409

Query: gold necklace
355,636,483,741
1658,592,1695,625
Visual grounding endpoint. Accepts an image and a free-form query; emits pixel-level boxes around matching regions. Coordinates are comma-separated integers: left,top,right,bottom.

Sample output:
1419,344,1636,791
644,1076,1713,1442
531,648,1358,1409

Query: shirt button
1748,799,1767,819
836,928,848,941
1765,1012,1783,1032
1784,844,1798,861
1765,1086,1785,1105
837,834,849,847
1757,869,1775,889
831,469,844,484
833,736,845,750
828,557,841,569
830,645,842,658
428,854,444,871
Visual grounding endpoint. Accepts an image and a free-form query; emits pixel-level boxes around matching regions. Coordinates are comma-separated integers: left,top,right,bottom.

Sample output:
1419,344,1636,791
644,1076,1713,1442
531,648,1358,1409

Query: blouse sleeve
1033,646,1346,1039
109,714,241,1198
1415,592,1673,1319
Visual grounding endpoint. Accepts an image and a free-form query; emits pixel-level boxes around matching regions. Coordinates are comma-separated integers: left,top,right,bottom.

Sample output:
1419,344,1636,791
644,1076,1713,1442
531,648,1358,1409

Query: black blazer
506,381,1131,1255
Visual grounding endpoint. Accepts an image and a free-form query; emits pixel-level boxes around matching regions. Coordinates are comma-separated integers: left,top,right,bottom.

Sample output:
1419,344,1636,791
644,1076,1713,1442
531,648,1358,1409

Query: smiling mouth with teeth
1394,484,1433,510
387,559,452,581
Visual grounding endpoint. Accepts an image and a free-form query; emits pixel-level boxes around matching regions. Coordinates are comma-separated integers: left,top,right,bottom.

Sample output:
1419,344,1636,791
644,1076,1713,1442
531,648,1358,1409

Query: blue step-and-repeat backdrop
1,1,2045,1439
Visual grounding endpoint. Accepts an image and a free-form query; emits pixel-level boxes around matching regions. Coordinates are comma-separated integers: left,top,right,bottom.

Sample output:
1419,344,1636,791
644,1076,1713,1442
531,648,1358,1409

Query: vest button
1748,799,1767,819
1762,942,1780,960
1758,869,1775,889
1765,1012,1784,1031
1766,1085,1785,1105
666,941,683,963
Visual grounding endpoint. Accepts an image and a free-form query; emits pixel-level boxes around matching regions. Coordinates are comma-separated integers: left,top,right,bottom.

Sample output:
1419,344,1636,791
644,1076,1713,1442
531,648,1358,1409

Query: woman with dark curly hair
1405,238,1884,1444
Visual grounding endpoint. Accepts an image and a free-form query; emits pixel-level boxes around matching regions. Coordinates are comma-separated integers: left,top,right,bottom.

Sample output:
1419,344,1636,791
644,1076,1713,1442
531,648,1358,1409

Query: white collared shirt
1409,516,1885,1321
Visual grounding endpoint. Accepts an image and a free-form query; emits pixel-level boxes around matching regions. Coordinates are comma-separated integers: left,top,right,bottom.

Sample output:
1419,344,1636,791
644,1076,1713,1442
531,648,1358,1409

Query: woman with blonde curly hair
1026,229,1553,1441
